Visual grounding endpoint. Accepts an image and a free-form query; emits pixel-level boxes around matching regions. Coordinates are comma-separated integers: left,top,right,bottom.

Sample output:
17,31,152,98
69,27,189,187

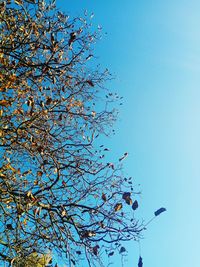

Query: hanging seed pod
138,256,143,267
154,207,166,217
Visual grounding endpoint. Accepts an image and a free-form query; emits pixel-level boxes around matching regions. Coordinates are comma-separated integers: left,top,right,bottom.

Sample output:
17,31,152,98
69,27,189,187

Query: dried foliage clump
0,0,142,266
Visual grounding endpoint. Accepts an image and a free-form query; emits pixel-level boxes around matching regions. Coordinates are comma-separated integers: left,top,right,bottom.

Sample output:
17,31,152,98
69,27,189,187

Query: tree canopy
0,0,142,266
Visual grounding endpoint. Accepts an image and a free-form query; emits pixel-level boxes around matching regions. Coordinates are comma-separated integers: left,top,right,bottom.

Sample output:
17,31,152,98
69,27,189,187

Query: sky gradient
58,1,200,266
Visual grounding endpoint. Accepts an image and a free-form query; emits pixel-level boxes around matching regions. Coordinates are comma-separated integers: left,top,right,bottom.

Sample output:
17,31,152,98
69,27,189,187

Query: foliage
12,252,52,267
0,0,142,266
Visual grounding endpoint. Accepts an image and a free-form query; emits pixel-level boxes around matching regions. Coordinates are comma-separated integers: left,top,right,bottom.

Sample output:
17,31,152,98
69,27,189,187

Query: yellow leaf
27,191,35,200
0,173,6,178
14,0,23,5
3,197,13,204
13,252,52,267
34,180,39,185
27,191,32,197
88,231,96,237
5,163,16,172
0,109,3,116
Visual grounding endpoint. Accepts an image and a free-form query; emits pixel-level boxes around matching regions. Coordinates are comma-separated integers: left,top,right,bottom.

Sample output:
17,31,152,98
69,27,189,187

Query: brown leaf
37,171,43,177
26,191,35,201
81,230,96,238
46,97,52,105
22,170,31,176
119,246,126,254
86,80,94,87
125,197,133,205
4,163,16,172
108,251,114,257
122,192,133,205
93,245,99,256
132,200,138,210
37,146,43,153
58,114,62,121
6,224,14,230
99,221,105,228
17,205,24,215
122,192,131,200
68,32,76,46
114,203,122,212
0,100,10,107
102,193,107,202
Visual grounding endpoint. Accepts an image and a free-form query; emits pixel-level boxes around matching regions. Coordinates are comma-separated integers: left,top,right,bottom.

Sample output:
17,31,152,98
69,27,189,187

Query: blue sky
58,1,200,266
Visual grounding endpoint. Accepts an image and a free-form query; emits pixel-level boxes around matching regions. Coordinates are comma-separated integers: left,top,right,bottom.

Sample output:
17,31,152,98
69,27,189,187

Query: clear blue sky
58,1,200,266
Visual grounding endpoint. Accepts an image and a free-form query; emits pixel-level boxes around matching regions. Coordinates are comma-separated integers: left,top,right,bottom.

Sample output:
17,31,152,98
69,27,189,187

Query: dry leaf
86,80,94,87
37,171,43,177
15,0,23,5
102,193,107,202
119,247,126,254
0,100,10,107
108,251,114,257
114,203,122,212
92,245,99,256
132,200,138,210
122,192,132,205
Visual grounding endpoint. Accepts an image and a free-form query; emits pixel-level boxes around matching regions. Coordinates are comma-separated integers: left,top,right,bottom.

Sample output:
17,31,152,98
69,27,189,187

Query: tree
0,0,143,266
